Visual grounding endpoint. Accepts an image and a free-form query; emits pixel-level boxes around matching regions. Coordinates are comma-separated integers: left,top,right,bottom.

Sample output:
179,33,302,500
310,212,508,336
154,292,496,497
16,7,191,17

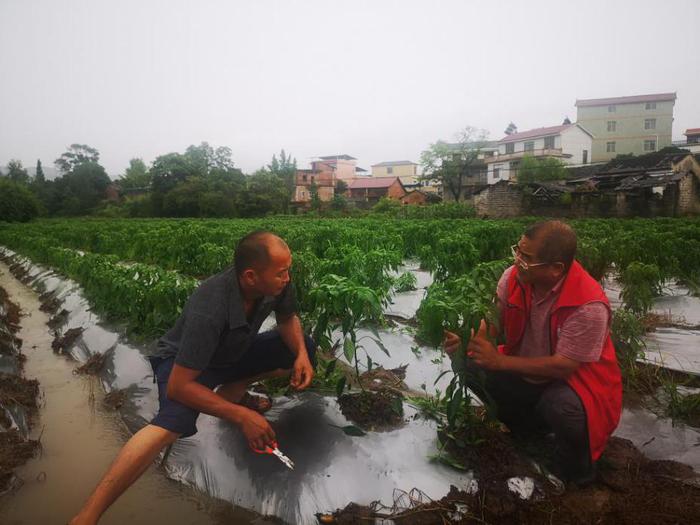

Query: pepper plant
307,274,388,397
416,259,510,443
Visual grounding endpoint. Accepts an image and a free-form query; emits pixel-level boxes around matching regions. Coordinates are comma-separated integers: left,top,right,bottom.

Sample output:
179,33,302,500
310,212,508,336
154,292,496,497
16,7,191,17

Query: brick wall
470,182,524,217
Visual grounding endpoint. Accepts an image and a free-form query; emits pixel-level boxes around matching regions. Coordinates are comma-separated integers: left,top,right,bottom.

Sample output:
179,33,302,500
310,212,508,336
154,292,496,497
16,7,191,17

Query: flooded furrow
0,262,264,525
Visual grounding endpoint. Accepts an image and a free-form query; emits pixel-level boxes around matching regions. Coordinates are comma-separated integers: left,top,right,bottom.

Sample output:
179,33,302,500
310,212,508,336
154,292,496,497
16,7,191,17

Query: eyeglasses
510,244,553,271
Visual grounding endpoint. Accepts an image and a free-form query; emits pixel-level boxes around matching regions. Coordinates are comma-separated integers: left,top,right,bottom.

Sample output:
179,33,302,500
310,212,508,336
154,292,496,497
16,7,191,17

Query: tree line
0,143,299,222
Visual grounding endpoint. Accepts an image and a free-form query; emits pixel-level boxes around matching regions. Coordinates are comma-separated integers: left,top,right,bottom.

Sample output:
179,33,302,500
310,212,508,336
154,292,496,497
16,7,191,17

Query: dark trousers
466,364,592,480
149,331,317,438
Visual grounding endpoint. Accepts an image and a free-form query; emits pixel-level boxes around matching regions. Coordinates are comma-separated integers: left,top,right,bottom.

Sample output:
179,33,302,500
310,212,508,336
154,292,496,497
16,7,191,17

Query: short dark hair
234,230,283,276
524,220,577,271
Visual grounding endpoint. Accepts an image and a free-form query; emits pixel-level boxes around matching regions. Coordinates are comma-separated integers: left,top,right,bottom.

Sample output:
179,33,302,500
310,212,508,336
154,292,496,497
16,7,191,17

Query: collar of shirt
227,266,276,328
532,273,567,306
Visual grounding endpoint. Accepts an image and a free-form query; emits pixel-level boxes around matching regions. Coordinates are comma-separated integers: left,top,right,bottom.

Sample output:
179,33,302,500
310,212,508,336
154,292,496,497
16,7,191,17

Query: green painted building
575,93,676,162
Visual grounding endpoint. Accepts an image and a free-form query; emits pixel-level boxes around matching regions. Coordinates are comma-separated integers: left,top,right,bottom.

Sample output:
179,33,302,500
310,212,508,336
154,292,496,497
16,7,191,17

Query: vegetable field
1,217,700,523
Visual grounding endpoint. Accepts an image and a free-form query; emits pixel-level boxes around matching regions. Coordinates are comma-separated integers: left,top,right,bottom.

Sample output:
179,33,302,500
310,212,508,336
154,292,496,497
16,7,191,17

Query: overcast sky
1,0,698,177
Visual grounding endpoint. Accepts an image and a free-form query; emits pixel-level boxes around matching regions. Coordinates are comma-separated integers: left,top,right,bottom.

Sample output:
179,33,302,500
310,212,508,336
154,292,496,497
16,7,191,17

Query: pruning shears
252,441,295,470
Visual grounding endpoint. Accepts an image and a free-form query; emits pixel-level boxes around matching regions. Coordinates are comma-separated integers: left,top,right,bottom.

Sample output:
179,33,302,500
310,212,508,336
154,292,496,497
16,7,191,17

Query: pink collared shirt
496,266,610,364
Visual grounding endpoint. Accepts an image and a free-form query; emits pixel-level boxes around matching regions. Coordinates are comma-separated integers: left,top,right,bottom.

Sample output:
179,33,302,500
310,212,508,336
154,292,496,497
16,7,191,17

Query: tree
238,169,290,217
55,144,100,174
118,158,151,190
0,178,41,222
268,149,297,211
6,159,30,184
53,161,111,215
516,155,567,184
335,179,348,194
35,159,45,183
309,182,321,210
504,122,518,135
330,193,348,212
150,143,244,216
420,126,489,202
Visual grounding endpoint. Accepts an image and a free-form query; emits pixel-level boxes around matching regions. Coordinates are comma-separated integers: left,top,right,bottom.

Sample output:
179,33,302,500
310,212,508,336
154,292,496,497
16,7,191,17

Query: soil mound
327,436,700,524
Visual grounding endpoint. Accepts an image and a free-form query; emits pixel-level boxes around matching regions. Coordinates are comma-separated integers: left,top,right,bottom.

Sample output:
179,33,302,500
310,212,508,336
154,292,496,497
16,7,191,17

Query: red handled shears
252,441,294,470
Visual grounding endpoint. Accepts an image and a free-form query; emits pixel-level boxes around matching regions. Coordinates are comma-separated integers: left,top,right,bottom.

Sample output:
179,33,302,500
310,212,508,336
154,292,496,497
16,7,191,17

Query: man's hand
443,330,462,357
240,409,276,450
290,352,314,390
467,320,502,371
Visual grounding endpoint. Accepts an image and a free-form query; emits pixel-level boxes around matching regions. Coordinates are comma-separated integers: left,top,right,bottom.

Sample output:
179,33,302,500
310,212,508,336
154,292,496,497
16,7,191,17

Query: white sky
1,0,698,177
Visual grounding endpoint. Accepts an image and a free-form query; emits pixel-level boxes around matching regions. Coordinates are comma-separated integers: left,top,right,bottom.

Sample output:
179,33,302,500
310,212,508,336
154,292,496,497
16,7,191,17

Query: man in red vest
444,220,622,484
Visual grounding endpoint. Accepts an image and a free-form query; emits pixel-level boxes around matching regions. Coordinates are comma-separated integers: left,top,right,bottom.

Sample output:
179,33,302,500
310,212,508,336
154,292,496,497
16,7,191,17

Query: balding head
234,231,289,277
524,220,577,271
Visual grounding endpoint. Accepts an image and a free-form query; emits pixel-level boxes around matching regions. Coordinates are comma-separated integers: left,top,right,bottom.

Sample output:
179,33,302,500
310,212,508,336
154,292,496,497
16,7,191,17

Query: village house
399,189,440,206
373,160,428,192
466,151,700,218
313,155,368,181
346,176,406,205
673,128,700,154
575,92,676,162
439,140,500,202
484,124,593,184
292,164,335,205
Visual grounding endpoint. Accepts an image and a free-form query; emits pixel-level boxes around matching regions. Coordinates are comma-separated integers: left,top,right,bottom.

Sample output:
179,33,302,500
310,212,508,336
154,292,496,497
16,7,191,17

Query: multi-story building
575,93,676,162
484,124,593,184
292,165,335,204
371,160,417,178
312,155,368,181
673,128,700,154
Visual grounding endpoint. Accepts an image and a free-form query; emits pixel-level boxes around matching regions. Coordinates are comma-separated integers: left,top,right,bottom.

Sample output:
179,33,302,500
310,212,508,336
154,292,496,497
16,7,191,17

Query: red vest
500,261,622,461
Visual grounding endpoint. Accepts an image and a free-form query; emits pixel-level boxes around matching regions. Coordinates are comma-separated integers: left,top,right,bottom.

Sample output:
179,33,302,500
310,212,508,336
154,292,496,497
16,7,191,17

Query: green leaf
343,336,356,363
335,376,346,398
325,358,337,378
371,337,391,358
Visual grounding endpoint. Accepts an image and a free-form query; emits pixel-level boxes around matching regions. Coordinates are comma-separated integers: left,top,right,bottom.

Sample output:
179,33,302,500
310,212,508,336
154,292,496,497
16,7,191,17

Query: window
523,141,535,152
387,166,393,174
607,121,616,132
505,142,515,154
493,168,500,179
583,150,588,164
606,141,616,153
302,174,307,181
645,102,656,110
608,104,616,112
544,136,555,149
644,139,657,152
644,118,656,130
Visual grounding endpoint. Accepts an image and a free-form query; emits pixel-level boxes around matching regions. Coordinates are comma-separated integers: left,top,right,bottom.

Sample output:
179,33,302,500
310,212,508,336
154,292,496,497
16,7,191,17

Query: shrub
0,179,41,222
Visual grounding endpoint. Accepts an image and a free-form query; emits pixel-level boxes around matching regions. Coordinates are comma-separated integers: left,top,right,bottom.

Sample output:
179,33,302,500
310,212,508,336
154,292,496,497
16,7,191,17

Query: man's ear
241,268,257,285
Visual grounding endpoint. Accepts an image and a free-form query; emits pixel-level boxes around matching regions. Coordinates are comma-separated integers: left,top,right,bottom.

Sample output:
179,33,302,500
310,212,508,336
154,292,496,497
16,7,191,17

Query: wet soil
74,351,108,375
337,389,405,431
0,431,39,494
103,388,127,410
0,373,39,414
51,326,83,354
0,284,40,494
329,436,700,524
0,260,270,525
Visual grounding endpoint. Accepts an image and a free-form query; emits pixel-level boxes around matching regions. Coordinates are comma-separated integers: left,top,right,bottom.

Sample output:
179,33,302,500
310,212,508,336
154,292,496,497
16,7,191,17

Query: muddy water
0,263,264,525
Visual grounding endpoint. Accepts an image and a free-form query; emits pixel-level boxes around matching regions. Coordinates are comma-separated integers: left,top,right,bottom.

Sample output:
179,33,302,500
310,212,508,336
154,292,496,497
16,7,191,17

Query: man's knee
535,383,586,431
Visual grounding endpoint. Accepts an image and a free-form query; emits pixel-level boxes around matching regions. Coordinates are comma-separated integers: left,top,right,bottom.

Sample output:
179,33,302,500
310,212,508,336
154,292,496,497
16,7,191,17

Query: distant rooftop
499,124,587,143
575,92,676,107
371,160,417,167
684,128,700,136
318,154,356,161
348,176,402,189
